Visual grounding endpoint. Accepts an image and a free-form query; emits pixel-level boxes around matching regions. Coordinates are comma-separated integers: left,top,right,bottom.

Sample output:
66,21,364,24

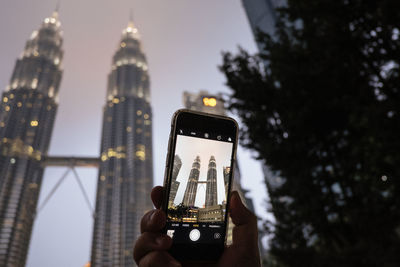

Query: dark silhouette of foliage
220,1,400,266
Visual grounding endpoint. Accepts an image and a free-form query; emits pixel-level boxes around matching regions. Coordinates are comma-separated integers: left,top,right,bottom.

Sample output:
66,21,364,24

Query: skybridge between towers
35,156,101,219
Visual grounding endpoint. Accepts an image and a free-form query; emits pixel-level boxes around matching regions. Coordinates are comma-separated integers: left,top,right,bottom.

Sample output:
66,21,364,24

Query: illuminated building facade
198,205,225,222
205,156,218,207
183,90,225,115
182,156,200,207
169,155,182,207
90,20,153,266
0,11,63,266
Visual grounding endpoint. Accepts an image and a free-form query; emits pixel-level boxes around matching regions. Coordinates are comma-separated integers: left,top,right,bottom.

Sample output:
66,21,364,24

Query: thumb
229,191,258,248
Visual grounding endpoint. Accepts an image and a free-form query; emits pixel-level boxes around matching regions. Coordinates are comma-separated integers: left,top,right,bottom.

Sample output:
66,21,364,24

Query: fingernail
169,260,181,267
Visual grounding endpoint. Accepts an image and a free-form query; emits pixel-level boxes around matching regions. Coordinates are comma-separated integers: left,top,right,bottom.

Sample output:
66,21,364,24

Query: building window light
135,145,146,161
126,126,132,132
144,114,149,119
48,86,55,98
17,102,22,107
203,97,217,107
54,58,60,65
5,106,10,111
136,110,142,116
29,183,38,189
121,42,126,48
30,120,39,127
3,97,8,103
112,98,120,104
31,78,38,89
31,31,38,39
9,94,14,99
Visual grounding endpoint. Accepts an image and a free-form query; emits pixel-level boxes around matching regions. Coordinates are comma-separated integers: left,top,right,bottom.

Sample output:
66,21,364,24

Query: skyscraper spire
107,17,148,102
55,0,60,13
129,8,134,25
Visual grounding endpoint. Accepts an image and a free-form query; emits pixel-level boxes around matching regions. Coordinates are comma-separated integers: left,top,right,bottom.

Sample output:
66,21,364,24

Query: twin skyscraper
0,10,153,266
170,155,220,208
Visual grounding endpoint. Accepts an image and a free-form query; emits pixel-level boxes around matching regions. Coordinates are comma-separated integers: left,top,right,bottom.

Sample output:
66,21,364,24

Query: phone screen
165,127,235,247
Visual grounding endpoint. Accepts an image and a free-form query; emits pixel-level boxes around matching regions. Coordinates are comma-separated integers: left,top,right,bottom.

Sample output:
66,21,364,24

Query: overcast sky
0,1,269,266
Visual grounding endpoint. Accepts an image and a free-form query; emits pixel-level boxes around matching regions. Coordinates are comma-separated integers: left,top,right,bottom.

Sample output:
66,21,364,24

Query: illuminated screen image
167,134,233,224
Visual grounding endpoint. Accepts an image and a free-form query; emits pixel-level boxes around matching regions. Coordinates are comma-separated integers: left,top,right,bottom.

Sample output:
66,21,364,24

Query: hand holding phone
133,110,260,266
133,186,261,267
163,109,239,262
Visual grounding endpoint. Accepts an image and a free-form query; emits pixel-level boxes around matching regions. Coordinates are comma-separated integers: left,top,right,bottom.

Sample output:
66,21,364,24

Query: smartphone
162,109,238,262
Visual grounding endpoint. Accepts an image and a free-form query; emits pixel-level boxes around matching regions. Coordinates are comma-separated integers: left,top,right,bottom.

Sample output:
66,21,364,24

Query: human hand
133,186,261,267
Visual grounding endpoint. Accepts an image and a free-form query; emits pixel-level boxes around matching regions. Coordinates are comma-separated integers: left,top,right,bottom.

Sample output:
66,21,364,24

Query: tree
220,1,400,266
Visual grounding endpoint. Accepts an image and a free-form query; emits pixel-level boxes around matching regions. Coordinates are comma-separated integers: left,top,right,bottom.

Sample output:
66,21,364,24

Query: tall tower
241,0,286,52
205,156,218,207
169,155,182,206
0,10,63,266
182,156,200,207
90,19,153,266
223,166,231,199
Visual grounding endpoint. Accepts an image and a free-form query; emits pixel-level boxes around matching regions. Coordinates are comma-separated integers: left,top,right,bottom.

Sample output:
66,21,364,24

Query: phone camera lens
214,233,221,239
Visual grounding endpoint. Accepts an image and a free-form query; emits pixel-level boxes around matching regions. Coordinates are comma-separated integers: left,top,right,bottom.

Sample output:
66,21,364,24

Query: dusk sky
0,0,269,266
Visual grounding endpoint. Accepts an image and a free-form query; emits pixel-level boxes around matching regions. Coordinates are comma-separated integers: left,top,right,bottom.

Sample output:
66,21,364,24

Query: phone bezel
162,109,239,262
